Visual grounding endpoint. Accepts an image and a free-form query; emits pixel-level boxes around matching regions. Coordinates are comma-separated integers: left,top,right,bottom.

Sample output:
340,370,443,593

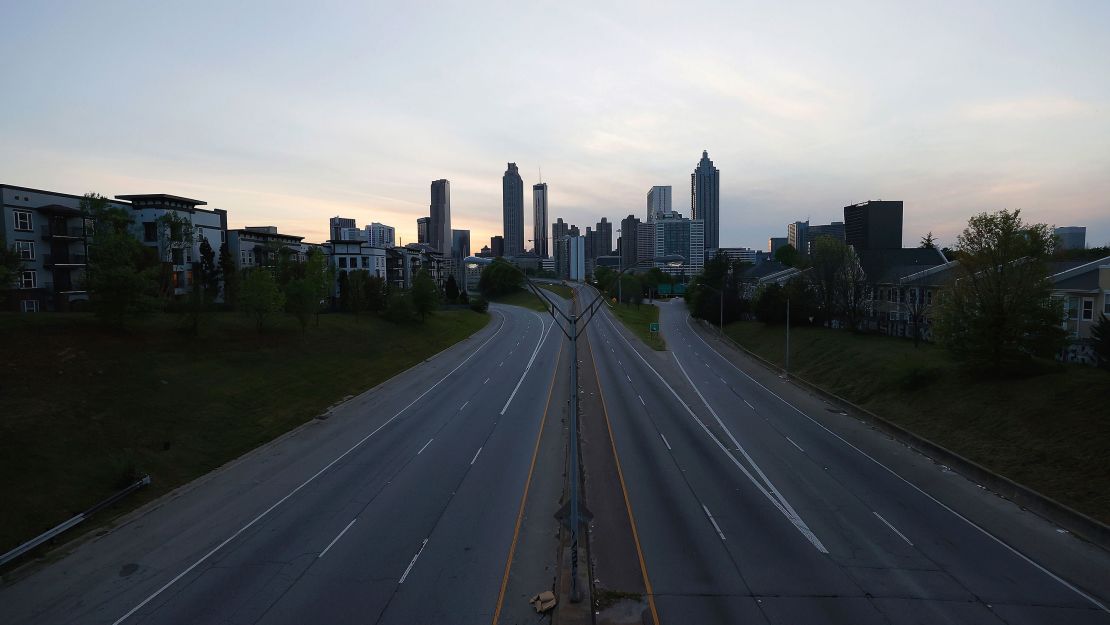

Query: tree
478,260,523,297
809,236,848,325
411,269,438,321
933,209,1065,375
218,242,238,308
1092,314,1110,369
155,211,197,299
304,248,331,325
594,266,616,295
774,244,800,268
345,269,372,317
837,246,868,333
239,269,285,332
366,275,387,313
284,278,316,334
0,245,24,306
444,274,460,303
198,237,219,297
920,232,937,249
385,290,416,323
83,193,160,327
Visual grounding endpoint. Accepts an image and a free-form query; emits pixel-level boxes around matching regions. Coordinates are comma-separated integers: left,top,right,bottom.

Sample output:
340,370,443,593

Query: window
1067,296,1079,320
171,249,184,265
361,256,369,268
20,270,36,289
143,222,157,242
17,241,34,260
338,257,348,268
14,210,32,231
21,299,39,313
926,290,933,305
1082,298,1093,321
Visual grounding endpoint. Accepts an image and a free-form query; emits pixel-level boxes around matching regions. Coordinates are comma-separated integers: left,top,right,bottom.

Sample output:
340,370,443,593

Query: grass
538,283,574,300
723,321,1110,524
609,302,665,351
0,309,488,555
490,284,574,312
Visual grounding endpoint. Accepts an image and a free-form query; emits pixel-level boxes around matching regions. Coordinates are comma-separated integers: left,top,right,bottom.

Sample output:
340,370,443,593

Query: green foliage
1093,314,1110,369
411,269,439,321
469,295,489,313
774,243,800,267
83,193,160,327
752,277,813,325
934,209,1065,375
920,231,937,249
594,265,616,293
304,248,331,324
385,290,416,323
478,260,523,297
444,275,460,303
809,236,848,324
218,242,238,308
0,246,24,301
284,278,317,333
239,269,285,331
344,269,373,317
198,237,219,297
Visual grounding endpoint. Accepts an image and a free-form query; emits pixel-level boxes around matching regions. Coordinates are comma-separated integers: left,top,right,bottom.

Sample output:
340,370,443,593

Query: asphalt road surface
579,287,1110,625
0,303,563,625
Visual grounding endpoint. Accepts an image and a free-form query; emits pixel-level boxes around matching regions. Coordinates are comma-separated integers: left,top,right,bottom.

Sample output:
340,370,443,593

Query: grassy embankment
609,302,665,351
0,310,488,555
491,283,575,312
723,321,1110,524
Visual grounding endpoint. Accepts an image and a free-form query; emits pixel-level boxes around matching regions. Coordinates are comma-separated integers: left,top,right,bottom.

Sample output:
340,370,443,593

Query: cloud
960,96,1095,122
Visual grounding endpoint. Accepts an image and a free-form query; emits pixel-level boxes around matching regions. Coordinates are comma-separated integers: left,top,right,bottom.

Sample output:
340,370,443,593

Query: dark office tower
584,227,595,260
491,235,505,258
620,214,640,270
330,216,356,241
533,183,549,258
595,217,613,257
503,163,525,257
691,150,720,250
552,218,569,243
417,217,430,245
430,179,452,255
569,224,580,237
844,200,903,250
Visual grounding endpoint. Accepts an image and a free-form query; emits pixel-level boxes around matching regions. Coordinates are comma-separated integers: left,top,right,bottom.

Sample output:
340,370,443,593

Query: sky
3,0,1108,251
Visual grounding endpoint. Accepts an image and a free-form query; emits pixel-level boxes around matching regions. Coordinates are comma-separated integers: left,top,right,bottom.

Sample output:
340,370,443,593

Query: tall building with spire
691,150,720,250
429,179,451,255
533,182,548,258
502,163,524,257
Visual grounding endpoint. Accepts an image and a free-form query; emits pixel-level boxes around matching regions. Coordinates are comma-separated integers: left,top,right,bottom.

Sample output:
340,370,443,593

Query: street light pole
785,297,791,377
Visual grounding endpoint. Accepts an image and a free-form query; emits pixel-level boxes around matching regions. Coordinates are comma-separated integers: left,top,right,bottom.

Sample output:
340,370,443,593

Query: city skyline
2,2,1108,250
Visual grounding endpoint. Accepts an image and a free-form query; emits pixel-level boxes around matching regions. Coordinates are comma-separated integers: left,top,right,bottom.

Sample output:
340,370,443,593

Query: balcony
40,224,88,239
43,254,88,268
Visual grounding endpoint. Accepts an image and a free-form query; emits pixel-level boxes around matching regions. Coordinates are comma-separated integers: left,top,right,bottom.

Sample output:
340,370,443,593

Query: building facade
594,217,613,258
620,214,640,270
554,235,585,281
366,222,395,248
1054,226,1087,251
417,216,430,245
329,216,356,242
844,200,903,250
451,228,470,284
647,185,673,221
768,237,788,254
552,218,569,243
429,179,452,255
502,163,524,257
691,150,720,250
653,214,704,278
533,182,548,258
228,226,305,271
490,235,504,258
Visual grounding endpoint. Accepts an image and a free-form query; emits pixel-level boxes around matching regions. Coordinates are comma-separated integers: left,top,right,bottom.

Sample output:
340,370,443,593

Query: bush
470,296,489,313
385,291,416,323
897,365,942,391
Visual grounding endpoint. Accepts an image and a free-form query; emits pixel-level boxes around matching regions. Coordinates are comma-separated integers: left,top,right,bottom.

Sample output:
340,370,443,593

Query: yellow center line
491,336,565,625
589,329,661,625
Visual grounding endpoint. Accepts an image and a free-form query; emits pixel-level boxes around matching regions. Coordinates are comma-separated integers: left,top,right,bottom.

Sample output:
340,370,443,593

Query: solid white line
470,446,483,465
318,518,357,558
460,401,469,410
601,311,827,554
703,505,726,541
417,438,433,455
399,538,429,584
626,374,632,382
500,312,556,415
499,361,504,367
744,400,754,410
874,512,914,546
682,314,1108,612
638,395,645,406
660,433,672,450
786,436,805,453
110,311,512,625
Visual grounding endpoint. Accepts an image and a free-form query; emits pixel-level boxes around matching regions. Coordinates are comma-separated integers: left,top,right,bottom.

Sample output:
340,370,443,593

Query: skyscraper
595,217,613,257
552,218,569,242
417,217,430,245
1054,226,1086,250
691,150,720,250
429,179,451,255
451,229,470,283
654,214,705,277
620,214,640,270
366,222,395,248
491,235,505,258
533,183,549,258
502,163,524,257
330,216,356,242
647,186,672,221
584,226,595,260
844,200,903,250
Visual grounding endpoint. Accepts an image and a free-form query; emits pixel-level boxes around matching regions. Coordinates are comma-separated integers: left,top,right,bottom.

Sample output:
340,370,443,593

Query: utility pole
785,298,791,377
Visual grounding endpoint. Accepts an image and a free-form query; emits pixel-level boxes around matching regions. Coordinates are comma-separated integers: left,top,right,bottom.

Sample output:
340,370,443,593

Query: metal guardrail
0,475,151,568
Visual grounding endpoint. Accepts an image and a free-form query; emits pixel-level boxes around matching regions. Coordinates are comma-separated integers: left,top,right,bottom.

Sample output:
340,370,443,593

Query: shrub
470,296,489,313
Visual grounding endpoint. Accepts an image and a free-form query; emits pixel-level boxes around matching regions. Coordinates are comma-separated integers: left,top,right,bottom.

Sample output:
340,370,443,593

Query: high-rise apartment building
691,150,720,250
429,179,452,255
502,163,524,257
768,237,788,254
416,217,430,245
594,217,613,257
844,200,903,250
490,235,504,258
620,214,640,270
533,182,548,258
654,214,704,277
554,235,585,281
647,186,673,221
584,226,595,260
451,229,470,283
366,222,395,248
1054,226,1086,250
330,216,356,242
552,218,569,243
787,221,808,256
636,221,656,265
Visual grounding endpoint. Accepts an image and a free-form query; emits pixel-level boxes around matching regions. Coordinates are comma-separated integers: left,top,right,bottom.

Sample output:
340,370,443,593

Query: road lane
0,302,566,625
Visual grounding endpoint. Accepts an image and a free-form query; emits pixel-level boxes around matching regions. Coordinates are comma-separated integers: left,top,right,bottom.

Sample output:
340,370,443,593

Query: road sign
649,322,659,333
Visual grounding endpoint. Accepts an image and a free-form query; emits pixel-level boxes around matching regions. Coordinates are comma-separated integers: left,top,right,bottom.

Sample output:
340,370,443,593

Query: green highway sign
649,322,659,333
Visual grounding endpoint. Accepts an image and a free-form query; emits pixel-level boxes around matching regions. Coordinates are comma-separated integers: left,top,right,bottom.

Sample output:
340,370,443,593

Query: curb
692,318,1110,553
